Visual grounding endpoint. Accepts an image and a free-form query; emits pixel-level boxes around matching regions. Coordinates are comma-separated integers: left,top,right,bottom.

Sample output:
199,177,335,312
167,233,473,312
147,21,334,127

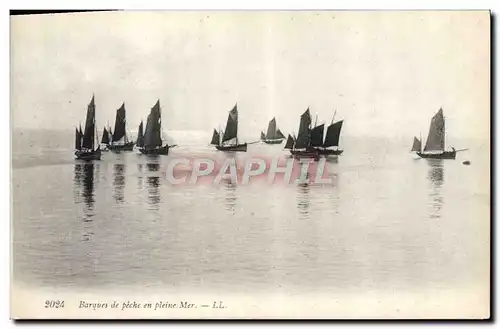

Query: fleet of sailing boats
74,95,467,162
261,117,286,144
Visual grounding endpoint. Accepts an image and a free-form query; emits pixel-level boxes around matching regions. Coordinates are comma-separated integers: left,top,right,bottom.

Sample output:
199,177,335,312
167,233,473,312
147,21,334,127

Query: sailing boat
261,117,286,144
100,127,111,151
314,119,344,156
416,108,456,159
136,120,144,149
289,108,319,159
213,103,247,152
108,103,135,152
283,134,295,150
74,95,101,161
139,100,169,155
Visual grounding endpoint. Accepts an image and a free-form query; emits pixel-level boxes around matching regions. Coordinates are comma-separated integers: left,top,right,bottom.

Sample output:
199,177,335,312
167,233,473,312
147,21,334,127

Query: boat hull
262,139,284,145
139,145,169,155
417,151,456,159
290,149,320,160
315,147,344,156
108,141,135,152
216,143,248,152
75,149,101,161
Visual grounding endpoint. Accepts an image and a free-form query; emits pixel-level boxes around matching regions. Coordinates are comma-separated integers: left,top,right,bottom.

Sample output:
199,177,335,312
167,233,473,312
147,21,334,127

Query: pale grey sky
11,11,490,140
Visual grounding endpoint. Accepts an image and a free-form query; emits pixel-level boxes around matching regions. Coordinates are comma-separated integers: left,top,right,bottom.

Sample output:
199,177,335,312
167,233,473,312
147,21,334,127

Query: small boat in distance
214,104,247,152
100,126,111,151
139,100,170,155
415,108,457,160
108,103,135,152
261,117,286,144
74,95,101,161
135,120,144,150
290,108,320,159
284,134,295,150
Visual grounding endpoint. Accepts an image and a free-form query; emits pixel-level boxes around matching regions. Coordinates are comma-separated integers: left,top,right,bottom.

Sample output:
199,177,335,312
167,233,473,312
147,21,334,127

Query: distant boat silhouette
138,100,169,155
74,95,101,161
108,103,135,152
213,103,247,152
414,108,457,160
136,120,144,149
261,117,286,144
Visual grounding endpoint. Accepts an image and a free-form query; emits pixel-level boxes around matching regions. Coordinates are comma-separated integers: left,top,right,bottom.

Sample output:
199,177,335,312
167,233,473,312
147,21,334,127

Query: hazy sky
11,11,490,140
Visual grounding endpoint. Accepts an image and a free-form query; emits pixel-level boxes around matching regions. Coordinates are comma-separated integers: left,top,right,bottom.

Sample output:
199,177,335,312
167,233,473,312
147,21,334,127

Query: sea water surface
12,129,490,299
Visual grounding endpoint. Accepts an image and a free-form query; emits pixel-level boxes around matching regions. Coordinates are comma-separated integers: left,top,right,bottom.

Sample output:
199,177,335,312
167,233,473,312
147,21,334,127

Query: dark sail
260,131,265,140
82,95,96,150
295,108,312,149
265,117,277,139
101,127,110,145
424,108,445,152
112,103,127,142
144,100,163,149
136,121,144,147
210,129,220,145
284,134,294,149
310,124,325,147
411,137,422,152
75,128,82,150
222,104,238,143
323,120,343,148
276,129,285,139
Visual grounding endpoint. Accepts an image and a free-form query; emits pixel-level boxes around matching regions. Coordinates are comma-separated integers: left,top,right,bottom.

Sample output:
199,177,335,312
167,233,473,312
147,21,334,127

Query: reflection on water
224,180,237,214
73,163,98,241
146,163,161,209
296,179,311,219
113,164,125,203
426,160,444,219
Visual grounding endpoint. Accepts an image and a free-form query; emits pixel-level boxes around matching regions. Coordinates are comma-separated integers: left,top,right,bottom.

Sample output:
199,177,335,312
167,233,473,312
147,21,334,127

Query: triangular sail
136,121,144,147
112,103,127,142
222,104,238,143
295,108,312,149
276,129,285,139
75,128,82,150
424,108,445,152
265,118,277,139
323,120,343,148
310,124,325,147
260,131,266,140
411,137,422,152
284,134,294,149
101,127,110,145
82,95,96,150
210,129,220,145
144,100,163,149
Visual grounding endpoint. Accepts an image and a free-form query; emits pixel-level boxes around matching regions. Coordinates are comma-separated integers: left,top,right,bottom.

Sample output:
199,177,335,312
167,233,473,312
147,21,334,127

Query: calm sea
12,129,490,297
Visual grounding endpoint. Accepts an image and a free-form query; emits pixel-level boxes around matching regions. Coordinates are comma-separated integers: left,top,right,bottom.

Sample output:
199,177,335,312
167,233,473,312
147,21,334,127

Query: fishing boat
261,117,286,144
139,100,170,155
100,127,111,151
415,108,457,159
314,121,344,156
213,104,247,152
74,95,101,161
108,103,135,152
135,120,144,150
283,134,295,150
289,108,320,159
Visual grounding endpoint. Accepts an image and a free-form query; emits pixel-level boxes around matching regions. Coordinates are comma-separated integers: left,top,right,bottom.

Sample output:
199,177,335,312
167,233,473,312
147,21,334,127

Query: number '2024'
45,300,64,308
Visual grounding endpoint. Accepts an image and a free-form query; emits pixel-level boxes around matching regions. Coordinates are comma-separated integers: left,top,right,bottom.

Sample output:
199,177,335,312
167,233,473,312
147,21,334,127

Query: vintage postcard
10,10,490,319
